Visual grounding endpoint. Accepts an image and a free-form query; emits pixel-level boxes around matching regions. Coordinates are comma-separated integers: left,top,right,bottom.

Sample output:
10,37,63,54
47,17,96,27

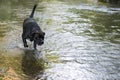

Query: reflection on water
22,49,45,79
0,0,120,80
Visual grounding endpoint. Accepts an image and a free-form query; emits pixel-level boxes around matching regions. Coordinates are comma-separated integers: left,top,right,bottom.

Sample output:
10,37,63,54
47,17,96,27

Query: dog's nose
41,42,44,44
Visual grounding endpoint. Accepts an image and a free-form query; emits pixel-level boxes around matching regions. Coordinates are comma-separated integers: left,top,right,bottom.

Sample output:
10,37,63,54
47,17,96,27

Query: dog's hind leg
22,33,28,47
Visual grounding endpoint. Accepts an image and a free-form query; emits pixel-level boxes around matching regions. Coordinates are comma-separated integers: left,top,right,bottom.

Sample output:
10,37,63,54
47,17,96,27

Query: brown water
0,0,120,80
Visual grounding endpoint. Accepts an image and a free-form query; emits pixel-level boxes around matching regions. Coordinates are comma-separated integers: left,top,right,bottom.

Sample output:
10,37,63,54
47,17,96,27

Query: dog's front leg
22,34,28,47
23,38,28,47
33,41,37,50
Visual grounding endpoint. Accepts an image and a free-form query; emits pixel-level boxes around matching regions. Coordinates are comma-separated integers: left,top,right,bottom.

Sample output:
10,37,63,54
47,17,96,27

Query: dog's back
23,4,40,34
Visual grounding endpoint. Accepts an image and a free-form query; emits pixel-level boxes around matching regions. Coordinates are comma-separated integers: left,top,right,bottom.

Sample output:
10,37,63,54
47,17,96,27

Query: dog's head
31,30,45,45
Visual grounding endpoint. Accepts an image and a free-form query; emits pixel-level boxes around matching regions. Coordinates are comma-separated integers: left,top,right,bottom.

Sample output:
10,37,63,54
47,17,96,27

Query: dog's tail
30,4,37,18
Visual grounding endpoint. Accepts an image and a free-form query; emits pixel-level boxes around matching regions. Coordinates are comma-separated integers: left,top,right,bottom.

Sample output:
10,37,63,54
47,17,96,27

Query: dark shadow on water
22,49,45,80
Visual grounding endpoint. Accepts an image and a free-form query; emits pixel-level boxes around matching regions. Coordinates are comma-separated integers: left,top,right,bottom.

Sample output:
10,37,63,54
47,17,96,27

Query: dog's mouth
38,42,44,45
37,39,44,45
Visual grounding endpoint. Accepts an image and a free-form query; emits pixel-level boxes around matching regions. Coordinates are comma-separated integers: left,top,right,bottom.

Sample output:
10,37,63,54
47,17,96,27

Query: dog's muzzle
38,39,44,45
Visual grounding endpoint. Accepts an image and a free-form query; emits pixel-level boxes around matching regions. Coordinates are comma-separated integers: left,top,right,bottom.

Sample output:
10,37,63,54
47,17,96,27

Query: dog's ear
31,31,39,38
35,30,40,34
32,30,39,35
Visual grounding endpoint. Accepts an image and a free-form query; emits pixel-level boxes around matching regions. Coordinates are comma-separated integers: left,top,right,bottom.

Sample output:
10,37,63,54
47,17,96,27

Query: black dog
22,4,45,50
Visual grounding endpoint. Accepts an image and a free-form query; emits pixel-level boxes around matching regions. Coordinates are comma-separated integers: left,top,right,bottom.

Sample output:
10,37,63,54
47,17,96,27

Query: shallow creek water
0,0,120,80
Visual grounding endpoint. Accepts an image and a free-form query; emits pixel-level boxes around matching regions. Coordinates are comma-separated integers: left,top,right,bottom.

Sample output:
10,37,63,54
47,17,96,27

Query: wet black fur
22,4,45,50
